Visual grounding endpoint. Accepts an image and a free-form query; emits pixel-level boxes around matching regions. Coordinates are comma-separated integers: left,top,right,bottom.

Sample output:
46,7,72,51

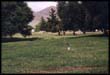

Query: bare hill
29,6,57,28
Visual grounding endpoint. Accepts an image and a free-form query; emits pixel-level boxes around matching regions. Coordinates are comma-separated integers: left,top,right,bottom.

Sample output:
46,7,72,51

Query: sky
26,1,57,12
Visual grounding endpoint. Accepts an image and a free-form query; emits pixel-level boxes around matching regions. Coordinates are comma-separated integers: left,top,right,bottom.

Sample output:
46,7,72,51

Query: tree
39,16,47,31
47,8,60,35
57,1,66,35
35,23,40,32
1,2,33,38
57,1,83,35
20,25,33,38
82,1,108,34
77,2,90,34
57,1,108,35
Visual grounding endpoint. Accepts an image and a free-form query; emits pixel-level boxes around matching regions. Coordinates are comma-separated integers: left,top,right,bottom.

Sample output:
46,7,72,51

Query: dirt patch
29,66,96,73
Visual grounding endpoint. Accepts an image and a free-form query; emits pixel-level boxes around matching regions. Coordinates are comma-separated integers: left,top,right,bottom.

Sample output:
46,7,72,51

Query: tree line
2,1,108,38
37,1,108,35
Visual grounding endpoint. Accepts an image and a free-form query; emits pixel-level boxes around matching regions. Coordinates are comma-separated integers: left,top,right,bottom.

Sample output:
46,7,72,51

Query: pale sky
26,1,57,12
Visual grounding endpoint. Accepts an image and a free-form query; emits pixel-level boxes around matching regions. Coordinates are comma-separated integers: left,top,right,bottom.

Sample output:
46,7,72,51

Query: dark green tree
46,17,51,32
57,1,66,35
47,8,60,34
20,25,33,38
39,16,47,31
77,2,89,34
57,1,83,35
1,2,33,38
57,1,108,35
83,1,108,34
35,23,40,32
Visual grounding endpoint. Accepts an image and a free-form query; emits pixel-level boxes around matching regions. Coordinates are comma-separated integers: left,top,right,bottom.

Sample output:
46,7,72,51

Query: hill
29,6,57,28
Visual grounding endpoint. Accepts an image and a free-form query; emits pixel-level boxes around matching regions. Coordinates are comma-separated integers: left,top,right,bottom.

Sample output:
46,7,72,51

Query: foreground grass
2,32,109,73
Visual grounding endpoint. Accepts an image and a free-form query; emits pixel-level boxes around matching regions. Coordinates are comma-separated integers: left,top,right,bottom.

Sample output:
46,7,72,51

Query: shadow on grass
66,34,108,39
2,37,42,43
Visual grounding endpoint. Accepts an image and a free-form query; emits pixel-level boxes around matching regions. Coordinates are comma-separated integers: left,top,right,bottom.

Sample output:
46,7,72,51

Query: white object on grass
78,1,82,4
31,29,35,32
67,47,71,51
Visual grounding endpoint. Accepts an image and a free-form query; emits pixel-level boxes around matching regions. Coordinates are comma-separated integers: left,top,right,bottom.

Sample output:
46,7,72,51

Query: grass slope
2,32,109,73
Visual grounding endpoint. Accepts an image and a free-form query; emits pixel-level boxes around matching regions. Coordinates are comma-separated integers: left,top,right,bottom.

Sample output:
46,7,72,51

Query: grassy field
2,32,109,74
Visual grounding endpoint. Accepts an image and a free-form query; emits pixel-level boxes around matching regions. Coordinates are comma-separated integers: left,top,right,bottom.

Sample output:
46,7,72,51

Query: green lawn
2,32,109,74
